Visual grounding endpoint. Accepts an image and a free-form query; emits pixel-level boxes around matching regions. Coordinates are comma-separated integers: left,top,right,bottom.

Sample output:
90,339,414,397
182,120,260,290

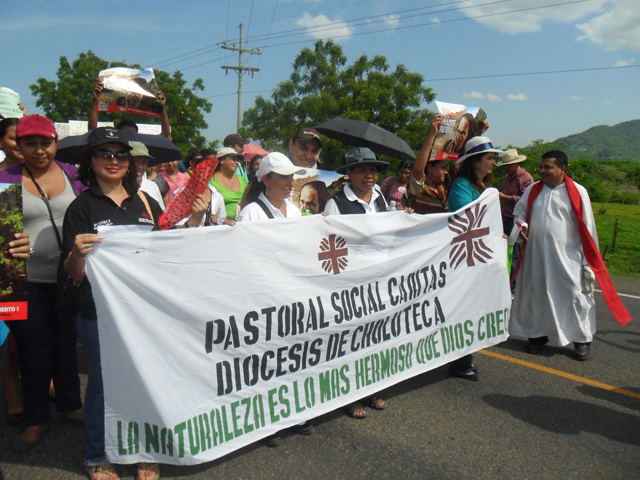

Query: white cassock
509,180,597,346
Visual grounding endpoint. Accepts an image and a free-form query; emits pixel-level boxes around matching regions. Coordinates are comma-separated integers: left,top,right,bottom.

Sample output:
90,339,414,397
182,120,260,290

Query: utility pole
221,23,261,132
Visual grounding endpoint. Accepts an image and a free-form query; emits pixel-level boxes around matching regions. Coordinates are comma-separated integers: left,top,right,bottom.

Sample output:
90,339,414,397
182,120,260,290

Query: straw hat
496,149,527,167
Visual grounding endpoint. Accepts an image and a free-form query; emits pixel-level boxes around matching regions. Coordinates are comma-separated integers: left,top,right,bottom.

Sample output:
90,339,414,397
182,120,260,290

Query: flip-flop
367,396,386,410
347,404,367,419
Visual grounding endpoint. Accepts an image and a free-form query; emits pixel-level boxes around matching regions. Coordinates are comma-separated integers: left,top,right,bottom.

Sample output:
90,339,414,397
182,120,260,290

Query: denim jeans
449,353,474,375
75,315,108,466
7,282,82,426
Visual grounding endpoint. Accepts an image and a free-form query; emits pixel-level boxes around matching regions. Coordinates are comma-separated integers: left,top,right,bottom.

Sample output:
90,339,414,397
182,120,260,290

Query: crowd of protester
0,87,604,480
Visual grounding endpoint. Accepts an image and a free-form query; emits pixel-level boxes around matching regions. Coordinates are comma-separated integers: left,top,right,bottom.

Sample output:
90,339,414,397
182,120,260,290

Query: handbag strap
255,199,275,219
23,163,63,251
137,190,155,224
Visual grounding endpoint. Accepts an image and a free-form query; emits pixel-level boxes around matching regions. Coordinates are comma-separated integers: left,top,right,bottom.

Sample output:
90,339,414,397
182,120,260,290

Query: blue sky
2,0,639,150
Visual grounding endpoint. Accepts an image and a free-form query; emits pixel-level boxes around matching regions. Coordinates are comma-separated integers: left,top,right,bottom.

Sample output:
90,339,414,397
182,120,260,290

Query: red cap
16,114,57,139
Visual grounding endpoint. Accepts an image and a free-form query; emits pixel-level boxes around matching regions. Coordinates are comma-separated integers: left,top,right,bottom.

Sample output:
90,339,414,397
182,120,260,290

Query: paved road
1,279,639,480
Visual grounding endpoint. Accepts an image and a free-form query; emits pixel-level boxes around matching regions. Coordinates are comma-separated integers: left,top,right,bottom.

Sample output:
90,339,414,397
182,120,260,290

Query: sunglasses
94,149,131,161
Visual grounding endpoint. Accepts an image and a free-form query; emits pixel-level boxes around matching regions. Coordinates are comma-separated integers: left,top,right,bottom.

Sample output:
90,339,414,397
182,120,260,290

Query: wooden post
612,218,619,252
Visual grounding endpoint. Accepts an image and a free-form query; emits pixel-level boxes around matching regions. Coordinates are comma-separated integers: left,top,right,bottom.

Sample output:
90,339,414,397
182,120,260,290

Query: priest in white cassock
509,150,597,361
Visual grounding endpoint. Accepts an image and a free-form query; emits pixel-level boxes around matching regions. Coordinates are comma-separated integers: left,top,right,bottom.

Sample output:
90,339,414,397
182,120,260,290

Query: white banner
87,189,511,466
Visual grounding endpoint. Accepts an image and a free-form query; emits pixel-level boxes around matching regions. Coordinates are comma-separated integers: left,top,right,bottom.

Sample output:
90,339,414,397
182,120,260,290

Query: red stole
513,177,632,326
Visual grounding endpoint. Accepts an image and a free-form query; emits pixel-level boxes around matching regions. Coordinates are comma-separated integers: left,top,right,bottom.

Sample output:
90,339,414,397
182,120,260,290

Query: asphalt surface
1,278,639,480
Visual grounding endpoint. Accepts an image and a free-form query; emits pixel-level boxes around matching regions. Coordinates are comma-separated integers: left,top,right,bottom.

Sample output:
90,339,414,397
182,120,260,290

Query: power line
257,0,279,71
227,0,484,44
424,64,640,81
156,0,582,72
147,0,483,70
258,0,589,51
246,0,256,43
202,65,638,102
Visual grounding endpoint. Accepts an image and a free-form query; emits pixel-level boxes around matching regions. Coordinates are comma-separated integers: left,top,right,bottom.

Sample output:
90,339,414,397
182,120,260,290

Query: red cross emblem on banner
318,234,349,274
448,203,493,268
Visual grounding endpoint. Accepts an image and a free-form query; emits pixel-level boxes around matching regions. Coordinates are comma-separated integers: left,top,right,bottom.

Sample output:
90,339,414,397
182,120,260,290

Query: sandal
367,396,386,410
85,464,120,480
347,403,367,419
137,463,160,480
451,368,480,382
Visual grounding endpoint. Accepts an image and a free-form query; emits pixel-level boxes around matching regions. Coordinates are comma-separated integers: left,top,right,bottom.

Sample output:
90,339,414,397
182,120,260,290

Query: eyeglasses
94,149,131,161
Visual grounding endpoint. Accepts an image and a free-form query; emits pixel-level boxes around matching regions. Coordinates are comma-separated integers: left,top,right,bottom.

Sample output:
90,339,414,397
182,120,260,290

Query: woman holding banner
237,152,306,222
62,127,162,480
324,147,391,419
237,152,313,446
446,136,506,381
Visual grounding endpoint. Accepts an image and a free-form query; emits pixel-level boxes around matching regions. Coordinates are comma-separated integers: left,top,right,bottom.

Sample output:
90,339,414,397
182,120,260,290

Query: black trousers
7,282,82,426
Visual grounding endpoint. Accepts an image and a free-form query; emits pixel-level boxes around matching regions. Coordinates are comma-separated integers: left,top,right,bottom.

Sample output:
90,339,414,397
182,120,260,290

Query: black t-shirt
62,184,163,320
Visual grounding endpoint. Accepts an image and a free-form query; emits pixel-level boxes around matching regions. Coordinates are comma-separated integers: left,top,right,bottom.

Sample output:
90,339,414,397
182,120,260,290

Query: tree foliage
241,40,436,170
30,51,213,152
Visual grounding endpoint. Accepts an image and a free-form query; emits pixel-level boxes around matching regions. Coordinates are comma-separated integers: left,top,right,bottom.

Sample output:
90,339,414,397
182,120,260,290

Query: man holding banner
510,150,632,360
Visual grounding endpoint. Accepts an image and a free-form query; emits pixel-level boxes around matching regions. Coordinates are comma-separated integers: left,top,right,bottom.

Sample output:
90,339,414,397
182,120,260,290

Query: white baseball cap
256,152,308,181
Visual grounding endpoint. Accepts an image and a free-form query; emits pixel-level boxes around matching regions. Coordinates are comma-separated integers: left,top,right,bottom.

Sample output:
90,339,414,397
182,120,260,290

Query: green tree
241,40,436,170
30,51,213,153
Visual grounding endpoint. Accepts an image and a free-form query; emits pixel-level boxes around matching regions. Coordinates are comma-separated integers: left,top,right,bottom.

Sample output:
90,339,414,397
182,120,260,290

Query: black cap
292,128,323,148
223,133,249,147
336,147,390,174
87,127,133,150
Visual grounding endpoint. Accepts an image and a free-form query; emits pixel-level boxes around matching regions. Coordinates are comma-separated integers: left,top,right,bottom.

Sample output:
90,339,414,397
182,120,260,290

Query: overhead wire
148,0,483,70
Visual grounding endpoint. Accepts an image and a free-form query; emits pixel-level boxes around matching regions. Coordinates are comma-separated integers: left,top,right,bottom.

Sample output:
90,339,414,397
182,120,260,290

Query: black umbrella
56,130,182,166
314,118,416,161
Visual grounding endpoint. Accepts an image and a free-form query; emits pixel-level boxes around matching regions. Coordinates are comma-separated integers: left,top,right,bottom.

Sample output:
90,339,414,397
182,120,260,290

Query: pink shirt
160,171,188,204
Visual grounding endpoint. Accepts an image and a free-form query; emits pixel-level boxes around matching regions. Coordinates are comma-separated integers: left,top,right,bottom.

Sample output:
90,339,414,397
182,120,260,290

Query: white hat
256,152,308,181
496,149,527,167
216,147,244,159
455,136,507,166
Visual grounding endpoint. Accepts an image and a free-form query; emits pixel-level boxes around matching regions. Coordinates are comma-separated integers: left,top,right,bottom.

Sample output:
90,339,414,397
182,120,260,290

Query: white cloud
382,14,400,31
463,91,485,99
601,99,613,104
507,93,527,101
577,0,640,51
431,17,441,24
614,59,635,66
487,94,501,102
569,95,583,100
296,13,354,40
460,0,609,34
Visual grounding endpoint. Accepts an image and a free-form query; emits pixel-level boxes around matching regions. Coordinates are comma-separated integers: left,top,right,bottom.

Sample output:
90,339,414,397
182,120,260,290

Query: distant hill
554,119,640,161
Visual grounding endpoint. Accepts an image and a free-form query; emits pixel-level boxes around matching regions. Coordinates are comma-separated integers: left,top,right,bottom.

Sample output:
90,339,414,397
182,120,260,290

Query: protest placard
96,68,163,118
87,189,510,465
0,183,27,320
0,87,23,119
430,101,487,162
292,169,343,214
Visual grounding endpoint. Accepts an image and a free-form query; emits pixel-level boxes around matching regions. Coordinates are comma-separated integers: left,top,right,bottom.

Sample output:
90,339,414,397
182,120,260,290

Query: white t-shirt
324,183,386,215
175,184,227,226
140,174,165,210
237,192,303,222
